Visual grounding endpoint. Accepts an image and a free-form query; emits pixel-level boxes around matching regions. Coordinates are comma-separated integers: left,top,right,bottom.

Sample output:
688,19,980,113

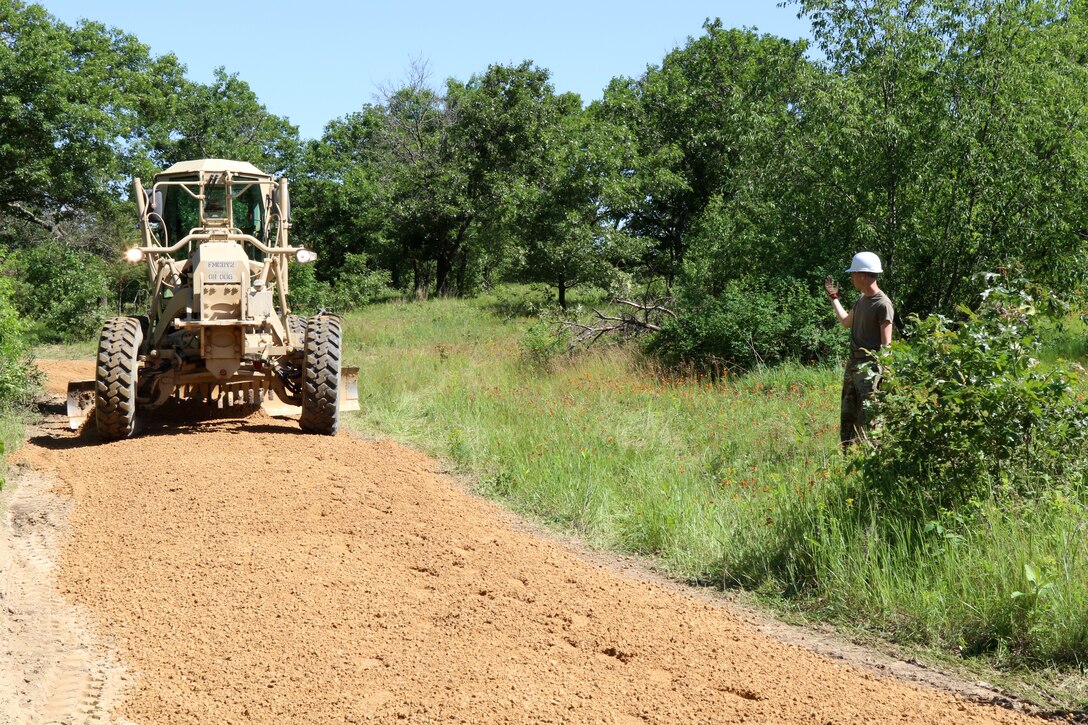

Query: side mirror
153,190,164,218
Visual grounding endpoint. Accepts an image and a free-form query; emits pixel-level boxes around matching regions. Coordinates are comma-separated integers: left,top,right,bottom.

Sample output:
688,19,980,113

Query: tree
512,98,632,307
788,0,1088,316
0,2,185,232
292,107,396,286
369,60,566,296
145,68,301,175
597,21,814,287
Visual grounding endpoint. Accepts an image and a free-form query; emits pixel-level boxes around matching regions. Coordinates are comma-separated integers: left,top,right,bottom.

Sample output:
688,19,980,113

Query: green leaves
649,276,846,370
0,263,39,408
0,3,186,223
146,68,300,175
597,22,813,286
860,274,1088,517
787,0,1088,315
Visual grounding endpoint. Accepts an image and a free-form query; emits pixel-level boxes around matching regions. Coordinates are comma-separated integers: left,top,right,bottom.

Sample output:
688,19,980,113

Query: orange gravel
8,361,1046,724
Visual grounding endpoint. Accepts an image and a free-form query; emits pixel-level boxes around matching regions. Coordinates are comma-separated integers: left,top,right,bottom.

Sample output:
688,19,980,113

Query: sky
37,1,815,141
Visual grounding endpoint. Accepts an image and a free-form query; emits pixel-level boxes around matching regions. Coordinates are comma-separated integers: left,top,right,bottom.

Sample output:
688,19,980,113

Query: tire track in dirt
1,464,131,725
2,360,1053,724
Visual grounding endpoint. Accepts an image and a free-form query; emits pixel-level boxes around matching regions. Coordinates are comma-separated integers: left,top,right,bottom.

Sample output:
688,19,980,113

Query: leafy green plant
649,276,845,371
519,316,568,370
7,242,110,343
0,272,41,408
287,253,391,315
861,275,1088,517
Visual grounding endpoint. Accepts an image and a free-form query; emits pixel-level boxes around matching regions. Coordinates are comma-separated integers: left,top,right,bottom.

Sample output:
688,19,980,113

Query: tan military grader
67,159,358,440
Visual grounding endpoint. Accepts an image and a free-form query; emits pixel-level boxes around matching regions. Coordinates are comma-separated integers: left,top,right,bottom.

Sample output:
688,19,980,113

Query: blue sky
38,1,814,141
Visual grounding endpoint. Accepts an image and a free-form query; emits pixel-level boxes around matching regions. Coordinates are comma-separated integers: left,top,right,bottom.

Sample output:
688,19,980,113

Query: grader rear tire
95,316,143,441
300,316,342,435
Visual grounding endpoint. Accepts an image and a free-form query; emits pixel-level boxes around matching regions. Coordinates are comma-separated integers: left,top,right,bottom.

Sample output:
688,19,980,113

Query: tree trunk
455,248,468,296
435,253,453,297
558,282,567,309
413,262,428,300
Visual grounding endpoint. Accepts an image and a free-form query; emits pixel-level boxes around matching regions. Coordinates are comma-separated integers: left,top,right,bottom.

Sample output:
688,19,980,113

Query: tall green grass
339,296,1088,702
344,298,841,580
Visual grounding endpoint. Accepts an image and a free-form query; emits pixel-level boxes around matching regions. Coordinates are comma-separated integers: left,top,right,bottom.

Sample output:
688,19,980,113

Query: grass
33,341,98,360
338,294,1088,710
343,297,842,581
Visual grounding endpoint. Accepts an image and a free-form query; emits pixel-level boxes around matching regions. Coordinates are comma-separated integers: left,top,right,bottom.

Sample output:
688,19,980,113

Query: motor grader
67,159,358,440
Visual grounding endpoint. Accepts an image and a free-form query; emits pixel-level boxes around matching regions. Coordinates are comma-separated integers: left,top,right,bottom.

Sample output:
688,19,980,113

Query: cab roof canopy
157,159,271,178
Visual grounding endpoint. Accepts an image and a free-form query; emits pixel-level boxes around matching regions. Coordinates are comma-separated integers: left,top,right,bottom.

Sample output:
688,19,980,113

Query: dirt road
0,361,1048,724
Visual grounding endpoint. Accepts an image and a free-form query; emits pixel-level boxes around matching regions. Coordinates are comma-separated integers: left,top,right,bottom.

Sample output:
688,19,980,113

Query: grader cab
67,159,358,440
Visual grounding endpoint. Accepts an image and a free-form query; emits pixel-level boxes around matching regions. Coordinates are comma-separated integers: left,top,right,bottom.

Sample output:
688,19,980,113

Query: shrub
649,276,845,371
8,242,110,343
0,273,41,409
861,275,1088,517
518,316,568,370
288,253,391,315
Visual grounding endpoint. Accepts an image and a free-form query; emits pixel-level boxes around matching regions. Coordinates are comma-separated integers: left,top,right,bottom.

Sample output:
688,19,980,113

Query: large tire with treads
300,315,342,435
95,316,144,441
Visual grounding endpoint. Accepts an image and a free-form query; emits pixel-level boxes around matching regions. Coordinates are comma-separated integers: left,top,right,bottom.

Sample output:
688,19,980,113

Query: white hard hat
846,251,882,274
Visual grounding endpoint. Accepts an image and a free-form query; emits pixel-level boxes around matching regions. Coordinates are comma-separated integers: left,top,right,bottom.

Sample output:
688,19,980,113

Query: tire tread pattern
95,316,143,441
300,315,341,435
287,314,306,347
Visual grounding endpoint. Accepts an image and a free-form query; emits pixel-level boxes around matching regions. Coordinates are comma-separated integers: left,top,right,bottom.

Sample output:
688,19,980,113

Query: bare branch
552,297,677,352
3,202,57,235
591,308,662,332
613,298,678,318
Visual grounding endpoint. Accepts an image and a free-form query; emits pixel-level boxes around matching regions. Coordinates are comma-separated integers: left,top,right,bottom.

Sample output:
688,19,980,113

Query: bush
648,276,845,371
518,316,569,370
861,275,1088,517
0,273,41,409
288,253,391,315
8,241,110,343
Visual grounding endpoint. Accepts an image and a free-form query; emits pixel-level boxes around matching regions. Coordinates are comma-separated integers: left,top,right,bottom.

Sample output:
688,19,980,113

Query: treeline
3,0,1088,361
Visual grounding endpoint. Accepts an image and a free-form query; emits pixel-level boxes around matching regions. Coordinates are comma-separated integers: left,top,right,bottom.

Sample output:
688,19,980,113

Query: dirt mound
3,360,1047,723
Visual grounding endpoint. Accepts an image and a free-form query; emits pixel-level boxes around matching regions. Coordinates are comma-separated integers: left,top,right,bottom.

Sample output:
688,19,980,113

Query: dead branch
557,298,676,351
3,202,58,235
613,298,678,318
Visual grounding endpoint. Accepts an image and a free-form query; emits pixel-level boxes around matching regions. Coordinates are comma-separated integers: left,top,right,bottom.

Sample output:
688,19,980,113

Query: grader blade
341,365,360,413
260,365,359,418
66,379,96,430
261,397,301,418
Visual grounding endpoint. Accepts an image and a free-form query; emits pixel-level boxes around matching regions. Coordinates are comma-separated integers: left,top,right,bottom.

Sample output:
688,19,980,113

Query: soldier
824,252,894,447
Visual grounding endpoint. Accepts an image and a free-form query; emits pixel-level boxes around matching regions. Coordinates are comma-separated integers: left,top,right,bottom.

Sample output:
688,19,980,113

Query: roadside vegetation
4,0,1088,709
0,275,41,487
341,288,1088,708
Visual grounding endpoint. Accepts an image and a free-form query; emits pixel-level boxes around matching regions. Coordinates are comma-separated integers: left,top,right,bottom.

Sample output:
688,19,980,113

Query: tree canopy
5,0,1088,365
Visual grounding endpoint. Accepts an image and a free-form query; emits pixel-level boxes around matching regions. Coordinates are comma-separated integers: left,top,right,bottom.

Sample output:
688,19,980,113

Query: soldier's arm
832,299,852,328
880,320,892,346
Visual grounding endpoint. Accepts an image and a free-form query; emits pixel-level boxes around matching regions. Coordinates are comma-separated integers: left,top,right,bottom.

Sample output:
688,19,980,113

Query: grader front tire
300,316,342,435
95,316,143,441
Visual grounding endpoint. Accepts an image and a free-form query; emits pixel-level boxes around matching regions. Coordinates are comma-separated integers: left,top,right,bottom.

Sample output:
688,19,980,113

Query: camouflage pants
840,357,881,447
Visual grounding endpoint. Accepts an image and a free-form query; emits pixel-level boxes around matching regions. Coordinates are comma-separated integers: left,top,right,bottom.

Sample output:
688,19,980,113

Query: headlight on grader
125,247,144,263
295,248,317,264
